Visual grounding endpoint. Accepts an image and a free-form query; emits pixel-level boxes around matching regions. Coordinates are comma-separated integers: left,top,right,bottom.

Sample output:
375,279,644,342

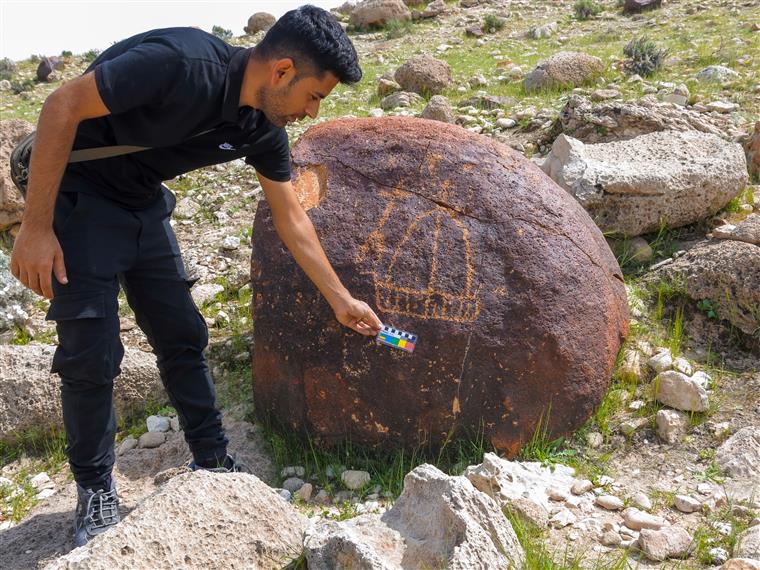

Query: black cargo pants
48,175,228,490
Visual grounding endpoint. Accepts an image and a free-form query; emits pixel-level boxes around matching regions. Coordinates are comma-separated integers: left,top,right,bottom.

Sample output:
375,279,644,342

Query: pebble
655,370,710,412
191,283,224,307
631,492,652,511
548,487,570,502
709,547,729,565
221,236,241,251
600,530,622,546
278,489,292,502
170,416,180,432
341,470,371,490
691,370,712,389
146,415,171,433
674,494,701,513
495,118,517,129
622,507,667,530
549,507,576,528
672,357,693,376
138,431,166,448
35,488,56,500
638,526,693,561
586,432,603,448
117,437,138,455
648,349,673,372
368,108,383,117
29,472,52,490
312,489,330,505
706,101,738,113
656,409,687,444
697,483,713,495
281,466,306,478
571,479,594,495
295,482,313,502
596,495,624,510
282,477,305,494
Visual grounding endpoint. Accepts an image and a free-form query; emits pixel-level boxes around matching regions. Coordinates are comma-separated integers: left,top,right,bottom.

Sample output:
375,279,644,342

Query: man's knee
47,292,123,386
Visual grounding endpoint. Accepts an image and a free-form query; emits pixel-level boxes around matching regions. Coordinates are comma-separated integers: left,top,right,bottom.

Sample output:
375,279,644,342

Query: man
10,5,382,546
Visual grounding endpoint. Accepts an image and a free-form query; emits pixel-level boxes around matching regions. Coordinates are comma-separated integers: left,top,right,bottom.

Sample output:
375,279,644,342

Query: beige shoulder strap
67,129,215,163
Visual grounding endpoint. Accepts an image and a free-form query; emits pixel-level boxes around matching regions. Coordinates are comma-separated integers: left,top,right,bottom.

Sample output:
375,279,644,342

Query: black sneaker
188,454,252,474
73,478,120,548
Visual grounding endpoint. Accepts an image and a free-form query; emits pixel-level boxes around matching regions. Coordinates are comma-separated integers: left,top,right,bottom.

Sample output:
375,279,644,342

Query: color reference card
377,324,418,353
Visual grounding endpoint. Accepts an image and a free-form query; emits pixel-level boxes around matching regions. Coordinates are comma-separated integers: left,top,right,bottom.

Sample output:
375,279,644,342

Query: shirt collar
222,47,253,125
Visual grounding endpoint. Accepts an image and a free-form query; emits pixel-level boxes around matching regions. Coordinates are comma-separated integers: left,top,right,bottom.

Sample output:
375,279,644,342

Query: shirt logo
219,142,236,150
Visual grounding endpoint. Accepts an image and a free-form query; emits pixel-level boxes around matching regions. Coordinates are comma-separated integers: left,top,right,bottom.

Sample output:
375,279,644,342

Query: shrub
483,14,506,33
385,19,413,40
212,25,233,40
623,36,667,76
83,48,101,63
574,0,602,20
11,78,35,95
60,50,73,58
0,57,16,81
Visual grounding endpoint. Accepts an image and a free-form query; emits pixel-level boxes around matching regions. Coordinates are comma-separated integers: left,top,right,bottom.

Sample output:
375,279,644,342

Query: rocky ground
1,0,759,568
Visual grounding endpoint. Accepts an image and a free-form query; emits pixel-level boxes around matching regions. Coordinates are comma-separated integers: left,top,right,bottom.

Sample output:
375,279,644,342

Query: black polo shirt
66,27,291,209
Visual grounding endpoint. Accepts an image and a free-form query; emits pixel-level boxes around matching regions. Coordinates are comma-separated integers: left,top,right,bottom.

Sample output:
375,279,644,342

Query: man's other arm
11,72,110,298
256,173,382,337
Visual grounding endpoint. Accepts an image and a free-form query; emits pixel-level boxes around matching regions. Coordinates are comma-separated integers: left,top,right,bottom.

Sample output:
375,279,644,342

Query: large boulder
394,54,453,95
250,117,629,455
654,239,760,336
43,470,307,570
523,51,603,93
0,344,166,441
550,95,743,145
542,131,748,236
735,525,760,560
350,0,411,28
304,464,524,569
0,250,32,335
244,12,276,34
0,119,34,231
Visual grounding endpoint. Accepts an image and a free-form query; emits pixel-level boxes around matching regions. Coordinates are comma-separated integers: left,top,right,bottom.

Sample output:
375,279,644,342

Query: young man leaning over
10,5,381,546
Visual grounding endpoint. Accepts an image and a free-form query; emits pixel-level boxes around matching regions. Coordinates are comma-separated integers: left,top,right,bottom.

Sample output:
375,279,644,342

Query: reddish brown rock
250,117,629,456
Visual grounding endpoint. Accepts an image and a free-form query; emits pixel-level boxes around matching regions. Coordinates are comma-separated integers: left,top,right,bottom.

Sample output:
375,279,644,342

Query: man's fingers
40,270,54,300
10,257,20,280
28,271,43,297
53,249,68,286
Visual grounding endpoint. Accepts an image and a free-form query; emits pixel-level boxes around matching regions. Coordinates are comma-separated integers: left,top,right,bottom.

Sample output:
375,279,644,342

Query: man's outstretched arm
11,71,110,299
256,173,382,336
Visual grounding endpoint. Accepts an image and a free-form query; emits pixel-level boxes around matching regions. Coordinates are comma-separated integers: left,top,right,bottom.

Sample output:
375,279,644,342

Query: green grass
261,419,491,500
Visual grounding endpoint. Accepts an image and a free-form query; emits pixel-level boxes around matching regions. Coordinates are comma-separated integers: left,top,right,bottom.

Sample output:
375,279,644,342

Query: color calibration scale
377,324,418,353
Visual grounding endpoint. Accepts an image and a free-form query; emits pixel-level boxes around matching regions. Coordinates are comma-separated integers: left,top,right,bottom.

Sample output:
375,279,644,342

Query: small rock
281,466,306,478
697,65,740,83
222,236,241,251
586,432,603,448
648,349,673,372
174,197,201,219
691,370,712,389
341,470,371,490
735,523,760,559
191,283,224,307
117,437,138,455
706,101,738,114
591,89,621,102
549,506,577,528
282,477,305,494
368,108,383,118
312,489,330,505
596,495,624,510
674,495,701,513
572,480,594,495
620,416,649,436
510,497,549,528
638,526,694,561
600,530,622,546
278,489,292,502
170,416,180,431
496,118,517,129
146,415,171,433
35,488,56,500
631,492,652,511
672,357,693,376
655,370,709,412
656,409,688,444
295,482,313,502
377,77,401,97
709,547,729,565
720,560,760,570
548,487,569,502
138,431,166,448
29,472,52,490
622,507,666,530
629,236,653,263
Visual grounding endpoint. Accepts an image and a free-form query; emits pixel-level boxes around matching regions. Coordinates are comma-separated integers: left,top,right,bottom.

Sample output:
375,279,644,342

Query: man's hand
11,224,68,299
331,295,383,336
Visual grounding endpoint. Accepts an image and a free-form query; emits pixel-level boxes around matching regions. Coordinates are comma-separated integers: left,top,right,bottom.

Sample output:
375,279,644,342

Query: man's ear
271,58,296,86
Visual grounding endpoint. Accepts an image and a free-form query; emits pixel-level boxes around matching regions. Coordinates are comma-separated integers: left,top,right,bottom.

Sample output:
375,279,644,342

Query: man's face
257,67,339,128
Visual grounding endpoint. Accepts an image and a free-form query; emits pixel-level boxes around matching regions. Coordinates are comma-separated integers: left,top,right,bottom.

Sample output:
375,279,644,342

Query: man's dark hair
253,5,362,84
